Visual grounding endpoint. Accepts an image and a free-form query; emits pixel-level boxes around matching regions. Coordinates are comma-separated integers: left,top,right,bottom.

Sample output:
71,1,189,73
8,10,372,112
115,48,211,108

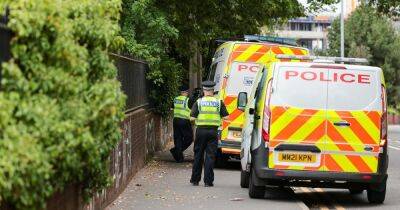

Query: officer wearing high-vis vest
190,81,229,187
170,85,194,162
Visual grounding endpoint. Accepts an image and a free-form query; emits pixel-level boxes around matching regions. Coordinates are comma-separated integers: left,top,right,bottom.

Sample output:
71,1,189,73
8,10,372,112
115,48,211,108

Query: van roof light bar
276,55,369,64
244,35,297,46
214,35,298,46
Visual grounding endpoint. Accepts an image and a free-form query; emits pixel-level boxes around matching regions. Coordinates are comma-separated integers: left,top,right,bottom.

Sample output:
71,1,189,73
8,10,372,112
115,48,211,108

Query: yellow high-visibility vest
196,96,221,126
173,96,190,119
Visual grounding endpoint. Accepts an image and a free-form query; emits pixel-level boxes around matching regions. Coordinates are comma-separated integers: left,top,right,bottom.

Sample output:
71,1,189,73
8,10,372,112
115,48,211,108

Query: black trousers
190,127,218,185
172,118,193,161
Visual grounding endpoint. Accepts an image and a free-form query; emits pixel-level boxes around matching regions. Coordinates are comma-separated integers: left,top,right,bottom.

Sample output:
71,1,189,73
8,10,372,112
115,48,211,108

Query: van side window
209,61,225,90
208,63,218,81
256,68,267,100
255,68,267,114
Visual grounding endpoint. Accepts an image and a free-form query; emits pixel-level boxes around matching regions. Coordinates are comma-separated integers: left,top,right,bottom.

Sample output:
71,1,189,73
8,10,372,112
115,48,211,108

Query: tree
328,5,400,109
120,0,338,116
367,0,400,16
157,0,338,89
120,0,183,117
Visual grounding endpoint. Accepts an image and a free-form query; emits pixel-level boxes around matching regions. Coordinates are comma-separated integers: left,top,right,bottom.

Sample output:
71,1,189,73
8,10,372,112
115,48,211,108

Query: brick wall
45,108,172,210
388,114,400,125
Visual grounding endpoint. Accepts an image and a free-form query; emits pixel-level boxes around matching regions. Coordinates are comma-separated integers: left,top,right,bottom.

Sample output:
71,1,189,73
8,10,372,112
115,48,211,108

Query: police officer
190,81,229,187
189,87,202,107
170,85,194,162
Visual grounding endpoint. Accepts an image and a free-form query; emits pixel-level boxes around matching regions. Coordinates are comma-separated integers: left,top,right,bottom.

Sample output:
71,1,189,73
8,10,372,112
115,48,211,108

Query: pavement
107,126,400,210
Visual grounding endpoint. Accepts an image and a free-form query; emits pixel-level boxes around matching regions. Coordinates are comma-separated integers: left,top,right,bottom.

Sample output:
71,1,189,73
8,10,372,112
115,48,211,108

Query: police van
208,35,309,164
238,55,388,204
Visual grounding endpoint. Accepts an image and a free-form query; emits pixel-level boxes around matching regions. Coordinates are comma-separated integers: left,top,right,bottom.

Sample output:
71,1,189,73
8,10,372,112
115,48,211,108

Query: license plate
231,131,242,138
278,152,317,163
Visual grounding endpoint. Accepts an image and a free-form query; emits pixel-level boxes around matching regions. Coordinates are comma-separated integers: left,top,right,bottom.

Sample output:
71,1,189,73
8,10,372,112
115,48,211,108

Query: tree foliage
157,0,338,60
328,5,400,108
0,0,125,208
120,0,337,116
120,0,182,116
367,0,400,16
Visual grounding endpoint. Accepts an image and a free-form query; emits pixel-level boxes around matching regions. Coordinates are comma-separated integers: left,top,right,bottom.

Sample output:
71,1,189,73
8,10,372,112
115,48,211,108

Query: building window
290,22,296,31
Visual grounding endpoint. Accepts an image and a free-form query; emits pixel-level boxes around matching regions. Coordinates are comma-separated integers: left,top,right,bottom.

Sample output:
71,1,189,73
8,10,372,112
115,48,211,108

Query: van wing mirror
237,92,248,110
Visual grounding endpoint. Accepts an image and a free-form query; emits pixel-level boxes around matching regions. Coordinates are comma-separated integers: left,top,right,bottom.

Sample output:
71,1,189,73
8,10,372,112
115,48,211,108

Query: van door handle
334,121,351,127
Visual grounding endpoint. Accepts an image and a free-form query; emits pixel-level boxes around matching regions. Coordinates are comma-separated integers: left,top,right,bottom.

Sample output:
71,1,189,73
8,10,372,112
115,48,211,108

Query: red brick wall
44,109,172,210
388,114,400,125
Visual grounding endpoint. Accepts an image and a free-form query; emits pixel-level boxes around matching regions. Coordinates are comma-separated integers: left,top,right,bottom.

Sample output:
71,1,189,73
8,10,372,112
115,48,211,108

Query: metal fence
111,53,149,112
0,9,11,87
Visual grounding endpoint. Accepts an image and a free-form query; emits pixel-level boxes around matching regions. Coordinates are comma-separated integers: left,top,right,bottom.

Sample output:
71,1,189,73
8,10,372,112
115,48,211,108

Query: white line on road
300,187,331,210
389,145,400,150
292,187,310,210
314,188,345,210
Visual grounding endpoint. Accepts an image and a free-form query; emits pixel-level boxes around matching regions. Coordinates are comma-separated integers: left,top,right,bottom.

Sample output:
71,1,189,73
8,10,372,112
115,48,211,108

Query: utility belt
196,125,219,130
173,117,191,122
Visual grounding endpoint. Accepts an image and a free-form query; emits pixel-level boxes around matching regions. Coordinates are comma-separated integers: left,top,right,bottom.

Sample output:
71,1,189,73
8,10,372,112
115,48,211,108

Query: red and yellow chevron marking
267,106,381,173
220,43,309,143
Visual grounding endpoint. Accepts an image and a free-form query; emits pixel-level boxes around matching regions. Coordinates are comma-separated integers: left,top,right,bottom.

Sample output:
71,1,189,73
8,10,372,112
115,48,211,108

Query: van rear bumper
254,166,387,184
218,140,241,155
251,144,388,187
219,140,241,148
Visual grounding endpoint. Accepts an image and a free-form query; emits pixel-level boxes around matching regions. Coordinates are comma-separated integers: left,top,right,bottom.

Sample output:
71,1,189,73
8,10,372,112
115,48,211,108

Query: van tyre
248,169,265,198
240,170,250,188
367,179,387,204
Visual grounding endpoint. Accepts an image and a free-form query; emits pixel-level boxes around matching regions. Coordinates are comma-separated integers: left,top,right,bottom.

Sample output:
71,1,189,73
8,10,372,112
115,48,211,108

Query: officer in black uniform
170,85,194,162
190,81,229,187
189,87,202,106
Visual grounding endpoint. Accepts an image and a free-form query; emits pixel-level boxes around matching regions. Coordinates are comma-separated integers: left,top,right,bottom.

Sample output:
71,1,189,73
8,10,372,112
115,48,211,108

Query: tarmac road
107,126,400,210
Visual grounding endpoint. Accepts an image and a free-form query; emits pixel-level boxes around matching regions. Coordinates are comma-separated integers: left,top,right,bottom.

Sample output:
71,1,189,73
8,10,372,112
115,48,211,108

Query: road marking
314,188,345,210
291,187,310,210
389,145,400,150
299,187,330,210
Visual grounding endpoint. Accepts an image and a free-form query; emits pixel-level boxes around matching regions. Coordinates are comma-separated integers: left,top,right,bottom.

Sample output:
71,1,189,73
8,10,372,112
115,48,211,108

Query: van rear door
224,61,261,140
325,67,381,173
268,65,328,171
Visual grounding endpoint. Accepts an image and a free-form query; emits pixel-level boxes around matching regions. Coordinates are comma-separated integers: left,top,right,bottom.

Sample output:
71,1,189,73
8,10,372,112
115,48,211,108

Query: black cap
179,85,189,92
202,81,216,90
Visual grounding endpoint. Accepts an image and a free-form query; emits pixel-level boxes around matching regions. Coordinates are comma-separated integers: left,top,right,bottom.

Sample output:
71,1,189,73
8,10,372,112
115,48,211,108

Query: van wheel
367,179,386,204
240,170,250,188
249,169,265,198
349,189,364,194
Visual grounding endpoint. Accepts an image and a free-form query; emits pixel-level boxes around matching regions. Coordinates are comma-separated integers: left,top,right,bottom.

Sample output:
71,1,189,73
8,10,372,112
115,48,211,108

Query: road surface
107,126,400,210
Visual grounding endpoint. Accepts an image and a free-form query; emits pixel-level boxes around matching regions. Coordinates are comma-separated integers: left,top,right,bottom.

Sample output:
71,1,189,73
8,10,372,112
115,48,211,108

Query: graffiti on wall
145,116,155,157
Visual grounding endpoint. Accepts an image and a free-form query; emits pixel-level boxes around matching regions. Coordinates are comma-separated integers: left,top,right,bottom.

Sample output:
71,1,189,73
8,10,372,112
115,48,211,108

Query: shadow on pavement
215,159,241,171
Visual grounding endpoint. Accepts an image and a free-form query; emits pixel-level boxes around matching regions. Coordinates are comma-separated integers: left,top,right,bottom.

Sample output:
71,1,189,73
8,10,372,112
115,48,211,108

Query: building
269,0,362,52
345,0,361,18
272,15,334,51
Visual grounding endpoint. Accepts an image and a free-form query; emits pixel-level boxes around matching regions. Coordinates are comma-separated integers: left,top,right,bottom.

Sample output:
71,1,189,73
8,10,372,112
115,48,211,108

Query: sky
298,0,341,16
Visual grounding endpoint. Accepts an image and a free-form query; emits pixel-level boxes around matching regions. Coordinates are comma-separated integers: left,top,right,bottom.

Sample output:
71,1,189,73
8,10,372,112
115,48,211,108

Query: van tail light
380,85,387,147
262,129,270,142
362,175,372,180
262,79,273,143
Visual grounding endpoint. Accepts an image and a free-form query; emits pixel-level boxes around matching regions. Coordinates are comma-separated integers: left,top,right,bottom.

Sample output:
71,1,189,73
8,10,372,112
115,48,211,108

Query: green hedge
0,0,125,209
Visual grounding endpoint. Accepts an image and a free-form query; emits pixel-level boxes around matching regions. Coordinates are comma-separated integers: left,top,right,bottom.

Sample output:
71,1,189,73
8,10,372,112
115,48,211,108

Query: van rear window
226,62,261,96
273,66,328,110
273,66,379,111
326,69,379,110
